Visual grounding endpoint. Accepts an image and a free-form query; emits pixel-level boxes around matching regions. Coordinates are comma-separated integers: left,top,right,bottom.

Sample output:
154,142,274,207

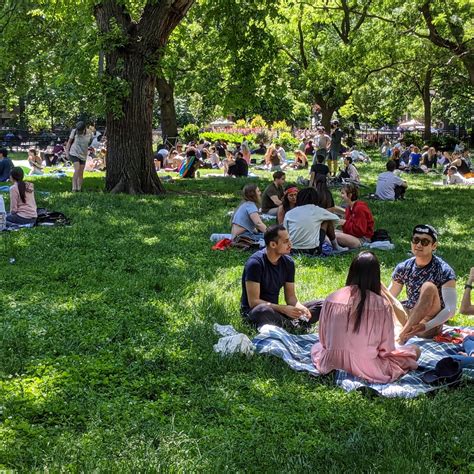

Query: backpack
231,235,261,251
35,209,71,227
371,229,392,243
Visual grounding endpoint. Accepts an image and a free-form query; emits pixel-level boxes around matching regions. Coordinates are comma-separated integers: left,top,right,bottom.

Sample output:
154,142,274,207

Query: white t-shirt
69,129,93,160
347,164,360,182
375,172,405,200
277,147,287,163
284,204,339,250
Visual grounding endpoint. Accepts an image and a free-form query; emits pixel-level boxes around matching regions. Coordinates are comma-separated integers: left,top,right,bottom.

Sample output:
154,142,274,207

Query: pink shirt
10,182,37,219
311,286,418,383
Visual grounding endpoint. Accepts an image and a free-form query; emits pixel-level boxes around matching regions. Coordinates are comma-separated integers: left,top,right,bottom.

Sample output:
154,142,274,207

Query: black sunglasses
412,236,433,246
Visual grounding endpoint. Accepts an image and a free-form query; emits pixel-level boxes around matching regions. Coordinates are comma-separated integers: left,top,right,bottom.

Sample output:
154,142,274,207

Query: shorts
70,155,86,164
359,236,370,246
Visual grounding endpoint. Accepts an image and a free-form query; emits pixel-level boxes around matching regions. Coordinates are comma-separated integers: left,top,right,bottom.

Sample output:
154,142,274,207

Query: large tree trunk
104,52,164,194
157,76,178,142
422,70,433,141
462,54,474,87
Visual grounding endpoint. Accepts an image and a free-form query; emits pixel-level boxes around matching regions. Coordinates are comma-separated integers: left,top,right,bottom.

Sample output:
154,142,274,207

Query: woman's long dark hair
345,252,381,333
314,175,334,209
11,167,27,203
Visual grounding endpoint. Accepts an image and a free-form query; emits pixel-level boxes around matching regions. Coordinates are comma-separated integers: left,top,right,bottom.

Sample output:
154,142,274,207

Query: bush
255,130,270,145
250,115,267,128
180,124,200,143
275,131,299,150
235,119,247,128
271,120,290,132
401,131,424,148
427,134,458,151
200,131,256,145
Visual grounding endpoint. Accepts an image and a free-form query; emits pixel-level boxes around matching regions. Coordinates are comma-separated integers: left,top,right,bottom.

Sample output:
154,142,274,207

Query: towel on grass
252,325,474,398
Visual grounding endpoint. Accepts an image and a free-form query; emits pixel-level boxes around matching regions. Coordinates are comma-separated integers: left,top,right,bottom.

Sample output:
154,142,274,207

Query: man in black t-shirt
241,225,323,330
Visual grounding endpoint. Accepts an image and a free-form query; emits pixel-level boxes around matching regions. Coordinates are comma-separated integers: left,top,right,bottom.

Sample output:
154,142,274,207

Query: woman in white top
27,148,44,176
66,121,94,192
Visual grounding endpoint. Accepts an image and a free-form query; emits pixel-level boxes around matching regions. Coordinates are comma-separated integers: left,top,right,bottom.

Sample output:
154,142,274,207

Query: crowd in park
1,118,473,385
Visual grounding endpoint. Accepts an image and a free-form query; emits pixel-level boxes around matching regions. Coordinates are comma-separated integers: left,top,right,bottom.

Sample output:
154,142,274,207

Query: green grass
1,152,474,472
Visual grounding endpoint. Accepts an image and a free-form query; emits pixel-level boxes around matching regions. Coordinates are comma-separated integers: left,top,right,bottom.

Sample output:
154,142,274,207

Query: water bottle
0,195,6,231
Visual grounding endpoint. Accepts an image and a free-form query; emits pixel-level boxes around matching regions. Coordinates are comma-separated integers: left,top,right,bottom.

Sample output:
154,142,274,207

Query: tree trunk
104,52,164,194
157,76,178,142
462,53,474,87
422,70,433,141
319,104,337,132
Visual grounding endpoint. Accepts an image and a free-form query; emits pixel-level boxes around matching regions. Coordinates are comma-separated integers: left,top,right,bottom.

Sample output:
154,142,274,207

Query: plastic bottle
0,195,6,231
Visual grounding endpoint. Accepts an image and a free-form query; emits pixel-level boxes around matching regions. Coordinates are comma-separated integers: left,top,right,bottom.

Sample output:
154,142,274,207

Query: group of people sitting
231,171,375,253
240,223,472,383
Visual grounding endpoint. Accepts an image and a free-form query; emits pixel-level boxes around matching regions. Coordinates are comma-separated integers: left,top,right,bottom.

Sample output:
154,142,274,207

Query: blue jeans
450,336,474,368
238,230,264,242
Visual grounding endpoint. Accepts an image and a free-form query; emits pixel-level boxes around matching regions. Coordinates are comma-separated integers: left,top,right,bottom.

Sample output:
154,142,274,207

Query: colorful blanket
252,325,474,398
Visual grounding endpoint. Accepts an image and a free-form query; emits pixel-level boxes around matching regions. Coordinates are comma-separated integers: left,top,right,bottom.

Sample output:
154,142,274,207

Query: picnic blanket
252,325,474,398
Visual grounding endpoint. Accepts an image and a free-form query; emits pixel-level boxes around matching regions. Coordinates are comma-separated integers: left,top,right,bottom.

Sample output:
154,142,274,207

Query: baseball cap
412,224,438,242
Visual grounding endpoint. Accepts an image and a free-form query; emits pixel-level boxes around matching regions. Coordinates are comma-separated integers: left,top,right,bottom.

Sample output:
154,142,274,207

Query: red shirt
342,200,374,239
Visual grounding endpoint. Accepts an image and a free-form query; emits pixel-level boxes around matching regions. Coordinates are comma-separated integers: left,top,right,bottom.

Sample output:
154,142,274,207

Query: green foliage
0,156,473,471
271,120,290,132
427,134,459,151
200,131,256,145
401,132,424,148
275,131,298,150
250,114,267,128
180,123,200,143
235,119,247,128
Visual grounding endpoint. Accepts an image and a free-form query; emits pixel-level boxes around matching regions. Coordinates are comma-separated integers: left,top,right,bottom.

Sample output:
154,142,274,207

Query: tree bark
157,76,178,142
94,0,195,195
422,70,433,141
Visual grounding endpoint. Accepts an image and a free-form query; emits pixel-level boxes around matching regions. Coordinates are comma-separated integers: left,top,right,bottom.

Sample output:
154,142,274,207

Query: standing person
336,183,374,249
313,126,331,165
261,171,286,216
311,252,420,383
65,121,94,192
389,225,457,343
6,167,37,225
240,224,323,330
0,148,14,182
328,120,343,176
375,160,408,200
231,184,267,242
460,267,474,315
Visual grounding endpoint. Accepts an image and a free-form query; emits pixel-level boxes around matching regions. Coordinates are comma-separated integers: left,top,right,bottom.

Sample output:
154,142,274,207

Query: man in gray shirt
375,160,407,200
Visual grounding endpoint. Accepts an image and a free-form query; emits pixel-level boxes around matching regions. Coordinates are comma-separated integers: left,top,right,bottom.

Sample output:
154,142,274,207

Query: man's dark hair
386,160,396,172
273,170,285,180
317,154,325,164
345,156,353,164
448,165,457,171
296,187,319,207
0,148,8,157
264,224,286,246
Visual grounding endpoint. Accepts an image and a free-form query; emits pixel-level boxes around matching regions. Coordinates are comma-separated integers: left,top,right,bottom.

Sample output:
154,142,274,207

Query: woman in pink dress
311,252,420,383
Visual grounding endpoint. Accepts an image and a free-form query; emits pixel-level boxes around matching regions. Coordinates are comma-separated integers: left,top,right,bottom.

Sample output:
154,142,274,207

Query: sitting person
261,171,286,216
283,187,346,255
408,146,422,172
207,146,222,169
339,156,360,183
28,148,44,176
390,147,401,169
313,174,335,210
460,267,474,315
241,224,323,330
451,153,472,177
179,148,201,178
311,251,420,383
277,185,298,224
231,184,267,242
225,151,248,177
292,150,308,169
447,165,474,185
6,167,38,225
389,225,457,343
336,183,374,249
0,148,14,182
375,160,408,200
309,154,330,187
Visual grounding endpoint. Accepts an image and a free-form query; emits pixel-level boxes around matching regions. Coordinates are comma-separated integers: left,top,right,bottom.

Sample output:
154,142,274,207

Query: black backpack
36,209,71,226
371,229,392,243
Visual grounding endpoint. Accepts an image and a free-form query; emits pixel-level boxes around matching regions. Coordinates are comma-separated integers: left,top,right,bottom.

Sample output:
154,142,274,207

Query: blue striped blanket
252,325,474,398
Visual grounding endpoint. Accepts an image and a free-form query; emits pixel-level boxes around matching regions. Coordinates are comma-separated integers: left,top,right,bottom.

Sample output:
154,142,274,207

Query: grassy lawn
1,152,473,471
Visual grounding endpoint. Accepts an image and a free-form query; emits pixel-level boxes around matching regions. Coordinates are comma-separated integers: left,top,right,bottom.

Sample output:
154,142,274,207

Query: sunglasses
412,237,433,246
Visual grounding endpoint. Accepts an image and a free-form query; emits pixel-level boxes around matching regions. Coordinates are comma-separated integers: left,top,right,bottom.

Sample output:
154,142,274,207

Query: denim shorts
70,155,86,164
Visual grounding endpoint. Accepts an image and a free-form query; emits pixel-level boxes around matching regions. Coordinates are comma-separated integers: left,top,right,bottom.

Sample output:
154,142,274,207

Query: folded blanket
252,325,474,398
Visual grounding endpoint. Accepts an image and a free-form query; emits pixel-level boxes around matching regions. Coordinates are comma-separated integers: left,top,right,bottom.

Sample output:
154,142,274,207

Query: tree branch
297,18,308,69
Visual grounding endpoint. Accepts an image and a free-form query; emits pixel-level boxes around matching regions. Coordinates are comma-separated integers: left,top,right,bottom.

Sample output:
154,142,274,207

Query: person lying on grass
241,224,323,330
311,251,420,383
283,187,347,256
231,184,267,242
389,225,457,344
6,167,38,226
335,183,374,249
